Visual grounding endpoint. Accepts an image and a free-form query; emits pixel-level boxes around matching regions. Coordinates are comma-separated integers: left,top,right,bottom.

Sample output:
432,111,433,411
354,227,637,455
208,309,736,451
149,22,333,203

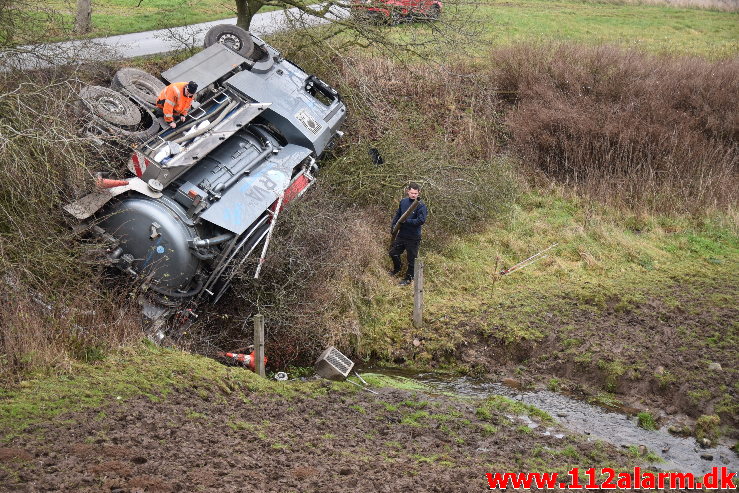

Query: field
476,0,739,57
10,0,739,56
0,0,737,489
0,347,644,491
10,0,278,42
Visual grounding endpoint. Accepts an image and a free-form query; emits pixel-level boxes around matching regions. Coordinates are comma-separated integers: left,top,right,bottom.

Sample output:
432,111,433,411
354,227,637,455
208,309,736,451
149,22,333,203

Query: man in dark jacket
389,182,428,285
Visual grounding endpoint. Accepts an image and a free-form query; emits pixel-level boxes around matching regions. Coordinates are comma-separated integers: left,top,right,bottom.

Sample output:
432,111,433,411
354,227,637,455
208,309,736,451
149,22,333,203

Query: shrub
188,187,388,367
695,414,721,443
637,411,658,430
490,43,738,213
0,72,140,382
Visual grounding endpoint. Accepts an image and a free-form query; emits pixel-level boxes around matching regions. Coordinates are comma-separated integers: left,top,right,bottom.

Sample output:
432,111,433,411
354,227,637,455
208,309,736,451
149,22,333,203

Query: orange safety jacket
156,82,194,123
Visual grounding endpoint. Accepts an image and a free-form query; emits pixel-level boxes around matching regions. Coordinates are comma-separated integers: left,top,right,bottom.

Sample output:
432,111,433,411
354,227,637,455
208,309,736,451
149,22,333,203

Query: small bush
637,411,658,430
695,414,721,443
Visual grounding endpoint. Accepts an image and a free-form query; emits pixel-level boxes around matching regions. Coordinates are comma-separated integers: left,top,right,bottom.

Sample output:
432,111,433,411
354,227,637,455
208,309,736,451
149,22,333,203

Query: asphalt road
2,6,343,70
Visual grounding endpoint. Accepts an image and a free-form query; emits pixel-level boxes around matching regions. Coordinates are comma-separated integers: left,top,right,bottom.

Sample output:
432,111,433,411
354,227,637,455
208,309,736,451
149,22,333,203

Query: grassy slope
340,0,738,429
361,192,737,348
476,0,739,57
360,191,737,431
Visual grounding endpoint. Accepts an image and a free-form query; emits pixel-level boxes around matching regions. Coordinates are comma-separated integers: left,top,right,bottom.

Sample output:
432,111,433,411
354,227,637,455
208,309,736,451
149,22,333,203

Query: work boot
399,278,412,286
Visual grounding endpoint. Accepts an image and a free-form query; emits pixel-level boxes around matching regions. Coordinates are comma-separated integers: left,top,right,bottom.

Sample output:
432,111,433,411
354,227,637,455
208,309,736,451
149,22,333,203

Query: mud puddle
372,371,738,476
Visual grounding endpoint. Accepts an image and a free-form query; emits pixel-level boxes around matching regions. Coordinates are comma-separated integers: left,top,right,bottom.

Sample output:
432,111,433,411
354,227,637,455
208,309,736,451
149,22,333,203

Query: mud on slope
0,380,643,492
455,277,738,438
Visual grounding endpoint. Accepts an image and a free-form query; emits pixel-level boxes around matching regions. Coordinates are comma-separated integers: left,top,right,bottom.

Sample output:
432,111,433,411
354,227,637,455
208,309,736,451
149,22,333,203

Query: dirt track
0,381,637,492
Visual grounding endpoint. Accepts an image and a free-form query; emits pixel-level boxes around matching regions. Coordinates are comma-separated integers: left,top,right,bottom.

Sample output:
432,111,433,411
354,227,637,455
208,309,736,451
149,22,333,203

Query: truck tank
65,25,347,323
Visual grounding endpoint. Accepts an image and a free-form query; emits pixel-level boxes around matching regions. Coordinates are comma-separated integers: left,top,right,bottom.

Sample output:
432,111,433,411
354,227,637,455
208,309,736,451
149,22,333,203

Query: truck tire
204,24,255,58
76,86,159,141
111,68,165,108
131,105,162,141
78,85,142,127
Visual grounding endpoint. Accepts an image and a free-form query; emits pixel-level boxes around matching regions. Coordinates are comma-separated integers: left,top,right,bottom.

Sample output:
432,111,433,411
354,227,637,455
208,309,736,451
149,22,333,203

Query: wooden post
253,314,265,377
413,257,424,328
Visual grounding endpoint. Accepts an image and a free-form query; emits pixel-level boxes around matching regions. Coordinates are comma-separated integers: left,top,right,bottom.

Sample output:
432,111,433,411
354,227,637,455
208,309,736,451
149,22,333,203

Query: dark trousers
389,237,420,280
153,107,182,127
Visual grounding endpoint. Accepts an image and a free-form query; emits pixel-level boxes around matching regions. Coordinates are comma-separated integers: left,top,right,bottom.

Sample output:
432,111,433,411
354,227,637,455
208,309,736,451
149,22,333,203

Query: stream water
376,371,738,476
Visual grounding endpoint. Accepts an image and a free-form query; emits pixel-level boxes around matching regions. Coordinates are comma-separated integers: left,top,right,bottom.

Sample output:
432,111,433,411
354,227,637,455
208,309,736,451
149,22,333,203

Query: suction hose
171,100,240,145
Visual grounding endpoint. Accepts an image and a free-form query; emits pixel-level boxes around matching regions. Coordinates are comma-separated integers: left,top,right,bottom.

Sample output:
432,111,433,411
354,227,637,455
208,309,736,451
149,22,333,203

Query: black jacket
391,198,428,240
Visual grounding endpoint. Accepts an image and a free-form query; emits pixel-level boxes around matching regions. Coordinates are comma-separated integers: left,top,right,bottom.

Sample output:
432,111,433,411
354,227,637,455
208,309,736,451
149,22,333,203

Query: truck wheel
111,68,165,108
78,85,142,127
132,105,162,142
76,86,159,141
204,24,255,58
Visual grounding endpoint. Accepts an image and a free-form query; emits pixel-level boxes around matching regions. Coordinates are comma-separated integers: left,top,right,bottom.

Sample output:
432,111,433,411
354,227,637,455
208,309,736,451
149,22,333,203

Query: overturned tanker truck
65,25,347,335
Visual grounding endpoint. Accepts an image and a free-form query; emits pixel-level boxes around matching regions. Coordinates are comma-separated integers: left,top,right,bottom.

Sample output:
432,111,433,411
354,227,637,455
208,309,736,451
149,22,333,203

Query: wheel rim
97,96,127,115
132,81,157,98
217,33,242,51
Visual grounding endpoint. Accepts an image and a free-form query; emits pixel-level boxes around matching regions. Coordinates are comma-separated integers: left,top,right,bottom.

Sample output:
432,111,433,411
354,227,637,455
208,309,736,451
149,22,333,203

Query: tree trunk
74,0,92,34
235,0,250,29
235,0,265,30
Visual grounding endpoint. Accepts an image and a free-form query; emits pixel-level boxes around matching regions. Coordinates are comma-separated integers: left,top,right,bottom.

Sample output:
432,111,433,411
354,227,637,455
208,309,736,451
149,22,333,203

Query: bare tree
74,0,92,34
232,0,481,62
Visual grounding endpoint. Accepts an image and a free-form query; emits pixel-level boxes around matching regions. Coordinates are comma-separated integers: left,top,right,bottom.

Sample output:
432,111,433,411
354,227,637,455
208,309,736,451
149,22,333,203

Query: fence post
253,314,265,377
413,257,424,328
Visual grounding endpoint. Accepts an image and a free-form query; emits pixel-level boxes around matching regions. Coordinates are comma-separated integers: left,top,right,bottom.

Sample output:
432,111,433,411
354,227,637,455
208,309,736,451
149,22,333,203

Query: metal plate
315,346,354,380
141,103,270,188
199,144,311,235
162,44,247,91
63,178,162,220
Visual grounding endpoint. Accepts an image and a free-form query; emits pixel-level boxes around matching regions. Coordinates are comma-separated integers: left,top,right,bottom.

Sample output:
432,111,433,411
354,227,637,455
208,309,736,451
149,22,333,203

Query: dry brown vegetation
190,192,388,367
2,39,737,377
494,44,738,213
0,71,141,381
607,0,739,11
330,44,738,214
0,286,140,381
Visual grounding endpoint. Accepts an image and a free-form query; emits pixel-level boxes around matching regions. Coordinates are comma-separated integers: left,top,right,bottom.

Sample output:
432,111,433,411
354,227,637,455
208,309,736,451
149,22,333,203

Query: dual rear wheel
75,85,159,141
76,24,260,140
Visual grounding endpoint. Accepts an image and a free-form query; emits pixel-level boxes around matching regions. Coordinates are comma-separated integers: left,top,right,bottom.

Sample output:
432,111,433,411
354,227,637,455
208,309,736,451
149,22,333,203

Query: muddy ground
1,379,644,492
454,279,738,438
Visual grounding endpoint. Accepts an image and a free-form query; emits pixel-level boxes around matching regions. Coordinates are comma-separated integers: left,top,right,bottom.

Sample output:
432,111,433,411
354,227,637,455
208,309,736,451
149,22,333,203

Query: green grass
360,191,737,355
24,0,280,41
359,373,431,392
0,342,328,442
637,411,658,430
22,0,739,58
477,395,553,423
469,0,738,57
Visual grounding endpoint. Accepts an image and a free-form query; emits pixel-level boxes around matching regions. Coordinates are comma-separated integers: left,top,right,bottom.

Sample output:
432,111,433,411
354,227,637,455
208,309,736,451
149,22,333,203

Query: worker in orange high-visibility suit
155,81,198,129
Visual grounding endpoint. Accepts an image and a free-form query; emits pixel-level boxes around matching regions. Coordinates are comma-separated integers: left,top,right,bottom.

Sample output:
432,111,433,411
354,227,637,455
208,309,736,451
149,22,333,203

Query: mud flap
63,177,163,220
